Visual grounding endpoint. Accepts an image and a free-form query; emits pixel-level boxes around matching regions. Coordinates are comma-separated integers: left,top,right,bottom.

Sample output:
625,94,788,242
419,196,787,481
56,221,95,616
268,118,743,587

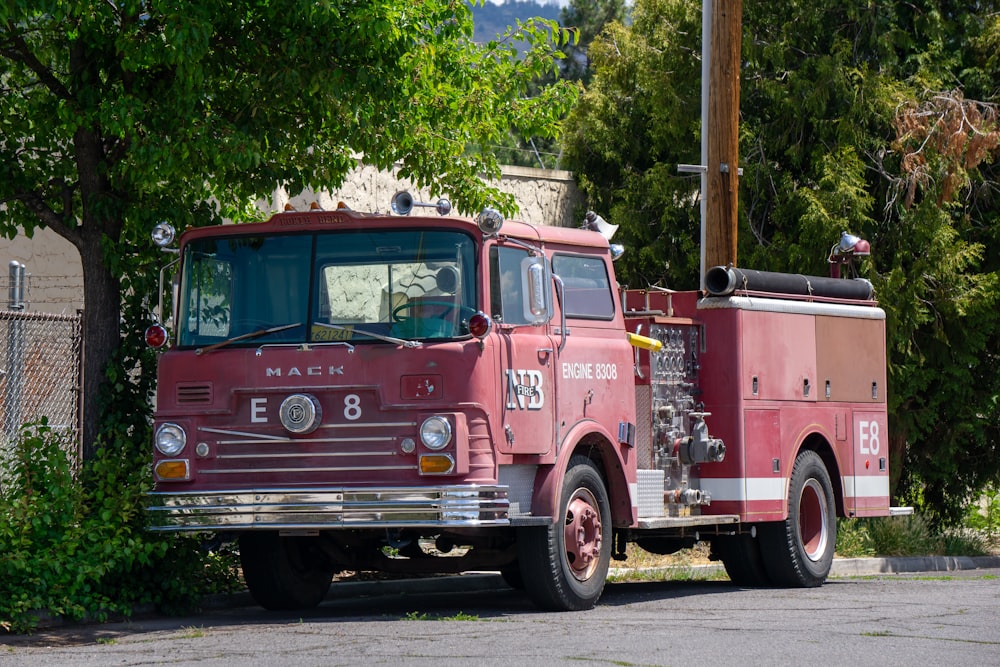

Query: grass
176,626,207,639
609,512,998,585
608,543,727,583
403,610,480,621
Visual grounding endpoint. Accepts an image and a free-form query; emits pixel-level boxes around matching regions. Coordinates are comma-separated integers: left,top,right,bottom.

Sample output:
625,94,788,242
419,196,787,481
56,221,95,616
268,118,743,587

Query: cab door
549,250,633,449
490,244,556,455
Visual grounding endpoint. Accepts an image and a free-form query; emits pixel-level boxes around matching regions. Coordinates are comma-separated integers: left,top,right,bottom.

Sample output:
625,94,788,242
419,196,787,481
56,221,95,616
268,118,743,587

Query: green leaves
1,0,577,457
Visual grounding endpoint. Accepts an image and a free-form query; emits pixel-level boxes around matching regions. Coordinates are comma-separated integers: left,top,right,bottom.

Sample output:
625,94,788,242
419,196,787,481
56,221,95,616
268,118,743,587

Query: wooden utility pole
704,0,742,272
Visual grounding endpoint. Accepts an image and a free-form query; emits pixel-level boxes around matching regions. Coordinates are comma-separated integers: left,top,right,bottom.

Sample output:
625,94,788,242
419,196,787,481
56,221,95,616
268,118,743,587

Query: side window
552,254,615,320
490,246,531,325
184,258,233,337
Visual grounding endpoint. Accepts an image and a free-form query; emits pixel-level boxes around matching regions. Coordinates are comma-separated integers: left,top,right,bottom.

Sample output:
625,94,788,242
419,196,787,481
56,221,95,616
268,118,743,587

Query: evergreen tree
562,0,1000,524
559,0,628,84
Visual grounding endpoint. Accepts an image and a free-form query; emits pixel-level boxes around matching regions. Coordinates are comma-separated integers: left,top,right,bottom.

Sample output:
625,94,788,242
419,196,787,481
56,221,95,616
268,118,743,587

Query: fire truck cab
146,197,896,611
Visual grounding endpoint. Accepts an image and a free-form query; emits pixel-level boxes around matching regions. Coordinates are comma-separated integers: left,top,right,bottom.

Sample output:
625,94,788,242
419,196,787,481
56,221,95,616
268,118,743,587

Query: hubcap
563,487,603,581
799,478,829,562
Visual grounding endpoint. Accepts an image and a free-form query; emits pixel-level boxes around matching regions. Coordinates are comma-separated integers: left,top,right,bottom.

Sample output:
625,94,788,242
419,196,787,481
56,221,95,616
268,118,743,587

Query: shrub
865,514,942,557
835,520,876,558
0,420,240,634
836,512,995,561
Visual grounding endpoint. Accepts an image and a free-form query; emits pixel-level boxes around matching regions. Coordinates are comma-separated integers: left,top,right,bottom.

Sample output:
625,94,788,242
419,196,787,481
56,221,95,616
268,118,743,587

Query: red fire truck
146,194,899,611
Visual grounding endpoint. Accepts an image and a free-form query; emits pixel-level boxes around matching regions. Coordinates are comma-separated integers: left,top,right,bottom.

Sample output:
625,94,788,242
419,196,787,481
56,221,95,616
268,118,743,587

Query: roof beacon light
828,231,871,278
477,207,504,235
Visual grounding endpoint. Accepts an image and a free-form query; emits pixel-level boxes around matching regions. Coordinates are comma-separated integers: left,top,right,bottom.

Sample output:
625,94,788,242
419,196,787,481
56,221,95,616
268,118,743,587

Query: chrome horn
390,191,452,216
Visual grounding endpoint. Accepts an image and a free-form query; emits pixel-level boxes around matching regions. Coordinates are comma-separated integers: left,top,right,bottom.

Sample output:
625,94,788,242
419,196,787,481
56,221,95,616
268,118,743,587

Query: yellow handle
626,332,662,352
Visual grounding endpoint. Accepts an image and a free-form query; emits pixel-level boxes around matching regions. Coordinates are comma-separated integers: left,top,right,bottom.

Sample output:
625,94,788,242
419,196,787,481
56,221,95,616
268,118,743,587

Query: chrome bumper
146,485,510,532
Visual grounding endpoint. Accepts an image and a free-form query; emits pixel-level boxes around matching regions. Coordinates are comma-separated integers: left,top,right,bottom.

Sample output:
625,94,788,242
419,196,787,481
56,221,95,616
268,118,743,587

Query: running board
636,514,740,530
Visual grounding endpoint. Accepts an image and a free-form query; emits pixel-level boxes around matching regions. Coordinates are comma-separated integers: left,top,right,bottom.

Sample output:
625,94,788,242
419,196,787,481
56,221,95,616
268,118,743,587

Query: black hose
705,266,874,300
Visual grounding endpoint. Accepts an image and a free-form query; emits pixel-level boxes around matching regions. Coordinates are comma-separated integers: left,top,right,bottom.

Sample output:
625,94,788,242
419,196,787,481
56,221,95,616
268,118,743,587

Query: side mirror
521,256,552,325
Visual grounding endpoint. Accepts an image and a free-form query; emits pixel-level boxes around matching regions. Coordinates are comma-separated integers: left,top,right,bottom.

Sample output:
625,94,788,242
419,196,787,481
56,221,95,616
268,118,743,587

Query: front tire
239,533,335,610
759,450,836,587
518,456,612,611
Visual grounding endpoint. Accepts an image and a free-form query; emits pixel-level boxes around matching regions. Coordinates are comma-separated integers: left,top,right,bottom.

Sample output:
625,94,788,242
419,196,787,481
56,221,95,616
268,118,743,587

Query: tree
474,0,626,169
559,0,627,84
561,0,704,288
0,1,577,458
562,0,1000,524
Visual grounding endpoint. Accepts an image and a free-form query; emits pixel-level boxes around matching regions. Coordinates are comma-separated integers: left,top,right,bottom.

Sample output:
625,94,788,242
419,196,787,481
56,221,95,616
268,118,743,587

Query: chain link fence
0,309,83,460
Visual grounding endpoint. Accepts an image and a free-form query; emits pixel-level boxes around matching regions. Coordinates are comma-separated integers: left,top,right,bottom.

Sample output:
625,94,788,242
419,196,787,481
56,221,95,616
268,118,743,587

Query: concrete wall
0,164,583,315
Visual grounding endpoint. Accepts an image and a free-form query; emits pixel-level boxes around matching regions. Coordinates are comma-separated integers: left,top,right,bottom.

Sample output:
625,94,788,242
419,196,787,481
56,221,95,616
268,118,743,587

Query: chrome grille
196,420,419,478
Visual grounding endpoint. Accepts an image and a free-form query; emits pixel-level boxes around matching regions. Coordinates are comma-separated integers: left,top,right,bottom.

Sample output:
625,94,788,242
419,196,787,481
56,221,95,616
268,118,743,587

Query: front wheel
758,450,836,587
517,456,612,611
239,533,335,610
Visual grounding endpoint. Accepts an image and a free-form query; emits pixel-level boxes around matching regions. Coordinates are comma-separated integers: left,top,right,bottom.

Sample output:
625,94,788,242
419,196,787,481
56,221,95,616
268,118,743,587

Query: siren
582,211,619,240
582,211,624,260
390,191,452,216
391,191,414,215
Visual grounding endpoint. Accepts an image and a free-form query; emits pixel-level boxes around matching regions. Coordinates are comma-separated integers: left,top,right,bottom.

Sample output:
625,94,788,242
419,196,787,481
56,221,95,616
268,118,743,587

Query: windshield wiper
196,322,302,355
312,322,421,348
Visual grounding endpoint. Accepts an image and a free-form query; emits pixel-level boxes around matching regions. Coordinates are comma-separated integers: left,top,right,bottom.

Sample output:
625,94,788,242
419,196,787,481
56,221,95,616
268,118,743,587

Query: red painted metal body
148,206,891,591
623,289,889,527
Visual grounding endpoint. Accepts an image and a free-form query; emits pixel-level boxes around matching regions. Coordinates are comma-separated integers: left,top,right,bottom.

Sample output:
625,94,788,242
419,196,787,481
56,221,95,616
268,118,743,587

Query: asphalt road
3,560,999,666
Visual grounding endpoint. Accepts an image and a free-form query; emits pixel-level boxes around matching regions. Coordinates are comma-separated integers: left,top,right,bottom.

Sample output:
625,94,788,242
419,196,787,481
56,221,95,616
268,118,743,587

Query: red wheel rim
563,487,603,581
799,478,829,562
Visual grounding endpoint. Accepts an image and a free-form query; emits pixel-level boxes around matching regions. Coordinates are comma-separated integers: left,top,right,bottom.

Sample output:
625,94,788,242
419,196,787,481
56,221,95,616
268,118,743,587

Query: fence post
5,261,26,443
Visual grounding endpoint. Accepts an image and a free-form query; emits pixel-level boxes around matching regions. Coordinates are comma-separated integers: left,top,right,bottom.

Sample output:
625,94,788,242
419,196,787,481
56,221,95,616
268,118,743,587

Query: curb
829,555,1000,577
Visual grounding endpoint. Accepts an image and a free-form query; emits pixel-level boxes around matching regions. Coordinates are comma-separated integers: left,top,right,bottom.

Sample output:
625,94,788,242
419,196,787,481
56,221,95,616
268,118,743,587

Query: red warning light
468,312,493,339
145,324,168,348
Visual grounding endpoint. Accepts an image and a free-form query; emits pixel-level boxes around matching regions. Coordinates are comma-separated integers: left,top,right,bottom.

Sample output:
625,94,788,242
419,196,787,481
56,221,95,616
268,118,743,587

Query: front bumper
146,485,510,532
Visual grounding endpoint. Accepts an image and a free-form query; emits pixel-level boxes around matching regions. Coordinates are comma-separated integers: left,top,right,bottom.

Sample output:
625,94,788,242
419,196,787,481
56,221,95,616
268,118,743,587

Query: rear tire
518,456,612,611
711,531,771,586
239,533,334,610
758,450,836,587
500,562,525,590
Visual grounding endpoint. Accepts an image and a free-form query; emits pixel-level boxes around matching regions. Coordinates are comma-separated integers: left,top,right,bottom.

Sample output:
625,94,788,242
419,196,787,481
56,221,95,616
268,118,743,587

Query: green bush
0,420,240,634
836,512,994,560
835,519,876,558
963,485,1000,539
865,514,943,557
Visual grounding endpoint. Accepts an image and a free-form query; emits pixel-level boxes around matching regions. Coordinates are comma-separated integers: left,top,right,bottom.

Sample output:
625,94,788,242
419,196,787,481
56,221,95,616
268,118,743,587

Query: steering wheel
391,300,475,323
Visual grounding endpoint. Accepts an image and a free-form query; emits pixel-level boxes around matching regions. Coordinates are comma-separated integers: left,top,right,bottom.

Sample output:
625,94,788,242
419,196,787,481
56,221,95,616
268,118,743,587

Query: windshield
177,230,478,348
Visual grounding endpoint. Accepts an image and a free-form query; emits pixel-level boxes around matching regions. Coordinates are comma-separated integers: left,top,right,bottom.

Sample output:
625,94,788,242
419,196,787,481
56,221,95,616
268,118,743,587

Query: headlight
420,416,452,450
155,423,187,456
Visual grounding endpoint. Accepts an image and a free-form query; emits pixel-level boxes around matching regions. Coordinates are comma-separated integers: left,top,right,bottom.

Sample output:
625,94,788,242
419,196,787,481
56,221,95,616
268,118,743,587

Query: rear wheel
759,450,836,587
239,533,335,610
518,456,612,611
711,531,771,587
500,562,525,590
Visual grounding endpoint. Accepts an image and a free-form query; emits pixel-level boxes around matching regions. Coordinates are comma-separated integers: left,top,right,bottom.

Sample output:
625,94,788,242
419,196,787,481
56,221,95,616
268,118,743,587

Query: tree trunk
78,232,122,460
888,429,907,503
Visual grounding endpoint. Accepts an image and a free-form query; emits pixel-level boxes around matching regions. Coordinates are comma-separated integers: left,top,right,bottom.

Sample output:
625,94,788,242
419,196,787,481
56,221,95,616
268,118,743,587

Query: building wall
0,165,583,314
